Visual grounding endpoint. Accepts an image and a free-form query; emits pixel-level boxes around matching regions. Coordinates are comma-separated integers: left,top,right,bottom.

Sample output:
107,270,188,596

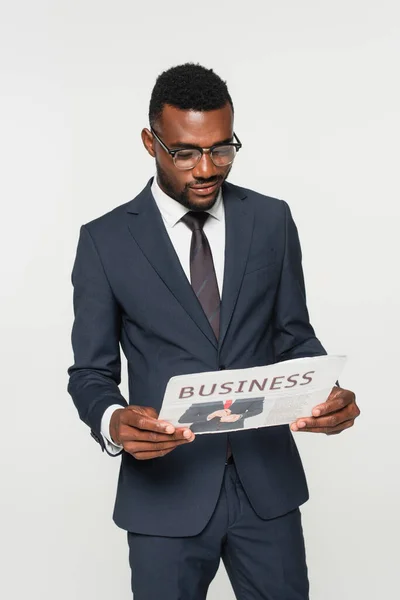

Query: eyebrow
170,137,233,149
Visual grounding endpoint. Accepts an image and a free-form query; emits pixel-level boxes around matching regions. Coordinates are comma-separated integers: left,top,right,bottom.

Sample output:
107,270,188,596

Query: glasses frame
150,127,242,170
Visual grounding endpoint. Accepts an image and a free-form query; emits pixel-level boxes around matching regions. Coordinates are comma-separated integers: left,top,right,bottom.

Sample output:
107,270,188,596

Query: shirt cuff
100,404,124,455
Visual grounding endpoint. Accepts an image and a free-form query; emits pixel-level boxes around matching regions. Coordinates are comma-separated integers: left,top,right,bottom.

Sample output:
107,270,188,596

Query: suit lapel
218,182,254,349
125,179,218,348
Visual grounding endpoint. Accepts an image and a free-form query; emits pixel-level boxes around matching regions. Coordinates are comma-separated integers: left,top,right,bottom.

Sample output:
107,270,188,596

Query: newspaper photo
158,355,347,434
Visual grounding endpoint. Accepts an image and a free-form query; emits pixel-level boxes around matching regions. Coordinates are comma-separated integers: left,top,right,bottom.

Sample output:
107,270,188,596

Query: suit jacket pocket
244,260,278,276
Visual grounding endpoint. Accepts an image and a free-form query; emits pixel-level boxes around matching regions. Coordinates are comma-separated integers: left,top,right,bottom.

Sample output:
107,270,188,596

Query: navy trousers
127,462,309,599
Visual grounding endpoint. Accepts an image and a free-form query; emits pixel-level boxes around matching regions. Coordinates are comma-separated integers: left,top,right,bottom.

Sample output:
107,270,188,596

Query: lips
190,181,219,196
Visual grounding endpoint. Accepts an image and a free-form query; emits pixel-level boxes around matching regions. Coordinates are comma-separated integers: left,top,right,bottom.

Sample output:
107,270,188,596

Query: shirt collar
151,176,224,228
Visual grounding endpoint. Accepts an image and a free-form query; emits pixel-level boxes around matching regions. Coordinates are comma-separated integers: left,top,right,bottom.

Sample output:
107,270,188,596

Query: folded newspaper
158,355,347,434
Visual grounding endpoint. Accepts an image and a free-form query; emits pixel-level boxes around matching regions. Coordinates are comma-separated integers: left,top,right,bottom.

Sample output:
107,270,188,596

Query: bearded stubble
156,161,232,212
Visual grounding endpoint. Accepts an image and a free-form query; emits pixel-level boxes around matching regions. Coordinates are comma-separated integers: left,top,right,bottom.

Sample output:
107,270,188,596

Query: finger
312,390,355,417
138,406,159,419
124,438,193,455
291,411,350,432
310,400,360,423
119,425,194,443
326,419,355,435
291,417,356,434
122,409,176,434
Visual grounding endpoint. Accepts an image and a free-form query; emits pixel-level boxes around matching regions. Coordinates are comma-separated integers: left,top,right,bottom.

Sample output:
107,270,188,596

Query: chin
187,190,220,211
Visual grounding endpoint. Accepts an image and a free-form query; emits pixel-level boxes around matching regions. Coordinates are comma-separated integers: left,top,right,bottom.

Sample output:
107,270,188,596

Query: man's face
142,103,234,211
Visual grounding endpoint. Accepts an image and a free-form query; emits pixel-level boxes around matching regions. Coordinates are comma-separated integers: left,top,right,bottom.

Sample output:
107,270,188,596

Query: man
178,398,265,432
68,63,360,600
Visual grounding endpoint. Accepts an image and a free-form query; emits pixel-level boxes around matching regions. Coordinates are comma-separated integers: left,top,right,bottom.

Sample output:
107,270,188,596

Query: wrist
109,408,124,445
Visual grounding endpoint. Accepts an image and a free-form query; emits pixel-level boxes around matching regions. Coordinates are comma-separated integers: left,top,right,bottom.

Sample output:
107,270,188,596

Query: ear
141,128,156,158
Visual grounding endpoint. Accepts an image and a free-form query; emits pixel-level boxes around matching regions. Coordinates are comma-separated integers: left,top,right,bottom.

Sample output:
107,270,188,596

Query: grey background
0,1,399,598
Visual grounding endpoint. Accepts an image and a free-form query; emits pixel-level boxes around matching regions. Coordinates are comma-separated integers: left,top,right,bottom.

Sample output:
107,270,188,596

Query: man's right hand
109,406,195,460
207,409,231,421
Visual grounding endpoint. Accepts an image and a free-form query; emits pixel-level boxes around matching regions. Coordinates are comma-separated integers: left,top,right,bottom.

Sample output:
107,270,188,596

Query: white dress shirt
100,176,226,454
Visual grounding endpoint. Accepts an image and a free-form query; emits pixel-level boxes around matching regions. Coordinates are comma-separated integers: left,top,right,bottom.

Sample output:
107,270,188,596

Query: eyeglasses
150,127,242,170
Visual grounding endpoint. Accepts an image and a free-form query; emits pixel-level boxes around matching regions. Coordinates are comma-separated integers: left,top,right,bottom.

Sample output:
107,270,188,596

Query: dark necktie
181,211,232,462
181,211,220,339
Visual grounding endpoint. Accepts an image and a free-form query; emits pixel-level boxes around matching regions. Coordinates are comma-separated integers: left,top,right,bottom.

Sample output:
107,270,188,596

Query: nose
191,151,218,180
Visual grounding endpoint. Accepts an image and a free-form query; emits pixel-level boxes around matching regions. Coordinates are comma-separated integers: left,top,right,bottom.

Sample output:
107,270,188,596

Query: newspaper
158,355,347,434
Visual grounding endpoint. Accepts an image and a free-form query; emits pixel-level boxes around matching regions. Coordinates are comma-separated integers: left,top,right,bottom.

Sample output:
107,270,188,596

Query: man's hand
220,413,242,423
110,406,195,460
290,386,360,435
207,409,231,421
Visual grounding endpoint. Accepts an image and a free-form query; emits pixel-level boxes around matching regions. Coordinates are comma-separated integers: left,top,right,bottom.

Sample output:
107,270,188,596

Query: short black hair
149,62,234,127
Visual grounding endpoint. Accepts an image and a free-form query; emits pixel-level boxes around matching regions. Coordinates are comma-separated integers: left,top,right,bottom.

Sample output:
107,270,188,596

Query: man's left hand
220,413,242,423
290,387,360,435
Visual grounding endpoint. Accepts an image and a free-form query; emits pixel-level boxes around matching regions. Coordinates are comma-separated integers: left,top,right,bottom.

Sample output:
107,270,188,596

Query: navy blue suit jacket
67,178,326,536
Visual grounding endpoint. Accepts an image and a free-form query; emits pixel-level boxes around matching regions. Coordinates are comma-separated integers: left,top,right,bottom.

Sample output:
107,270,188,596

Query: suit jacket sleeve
231,399,264,419
241,399,264,419
273,202,326,362
67,225,128,450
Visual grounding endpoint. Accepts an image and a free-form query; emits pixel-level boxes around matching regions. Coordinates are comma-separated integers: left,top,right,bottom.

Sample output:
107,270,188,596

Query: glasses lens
211,145,236,167
174,149,202,170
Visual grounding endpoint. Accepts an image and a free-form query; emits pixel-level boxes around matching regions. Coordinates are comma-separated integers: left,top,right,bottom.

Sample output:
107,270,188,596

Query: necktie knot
181,211,209,232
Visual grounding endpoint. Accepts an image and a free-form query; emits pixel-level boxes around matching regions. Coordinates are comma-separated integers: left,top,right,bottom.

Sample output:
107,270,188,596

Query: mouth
190,181,219,196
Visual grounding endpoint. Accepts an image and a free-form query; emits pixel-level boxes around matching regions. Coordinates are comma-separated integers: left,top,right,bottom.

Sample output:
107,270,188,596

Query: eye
175,149,199,160
212,145,234,157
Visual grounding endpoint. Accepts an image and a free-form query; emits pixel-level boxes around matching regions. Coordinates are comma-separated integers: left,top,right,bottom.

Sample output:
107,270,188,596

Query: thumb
130,406,159,419
328,385,343,401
